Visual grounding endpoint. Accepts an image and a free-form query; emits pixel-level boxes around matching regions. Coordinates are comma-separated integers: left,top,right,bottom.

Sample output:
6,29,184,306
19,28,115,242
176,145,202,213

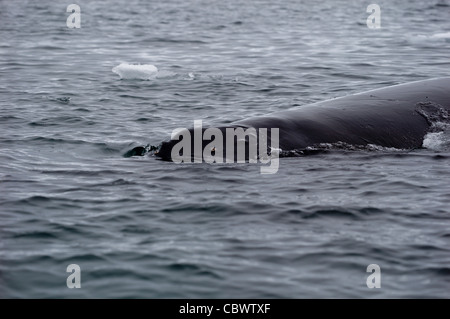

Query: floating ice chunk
112,63,158,80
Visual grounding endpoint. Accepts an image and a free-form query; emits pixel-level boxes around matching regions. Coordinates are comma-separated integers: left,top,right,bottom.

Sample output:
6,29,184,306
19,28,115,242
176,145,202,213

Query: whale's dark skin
151,78,450,161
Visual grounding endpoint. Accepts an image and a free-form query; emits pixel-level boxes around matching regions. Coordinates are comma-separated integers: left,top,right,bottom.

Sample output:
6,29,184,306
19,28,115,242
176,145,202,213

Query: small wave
300,206,384,220
112,63,158,80
431,32,450,39
408,32,450,45
123,144,159,157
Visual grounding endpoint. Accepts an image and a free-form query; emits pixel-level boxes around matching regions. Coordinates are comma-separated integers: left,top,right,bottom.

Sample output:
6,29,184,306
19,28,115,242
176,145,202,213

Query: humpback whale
131,78,450,161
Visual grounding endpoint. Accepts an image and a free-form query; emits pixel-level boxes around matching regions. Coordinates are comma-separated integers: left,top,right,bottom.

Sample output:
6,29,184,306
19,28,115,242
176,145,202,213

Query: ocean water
1,0,450,298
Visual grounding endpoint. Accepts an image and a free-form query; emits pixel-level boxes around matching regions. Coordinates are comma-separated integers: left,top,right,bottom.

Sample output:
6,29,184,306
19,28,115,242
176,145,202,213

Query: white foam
408,32,450,45
112,63,158,80
423,132,445,150
422,120,450,151
431,32,450,39
306,142,402,152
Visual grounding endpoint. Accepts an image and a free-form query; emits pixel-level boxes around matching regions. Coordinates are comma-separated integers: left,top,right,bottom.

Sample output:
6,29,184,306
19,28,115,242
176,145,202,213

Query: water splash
417,101,450,151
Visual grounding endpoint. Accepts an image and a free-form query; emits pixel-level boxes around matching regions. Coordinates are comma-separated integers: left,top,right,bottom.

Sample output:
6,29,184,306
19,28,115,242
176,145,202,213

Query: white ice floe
112,63,158,80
